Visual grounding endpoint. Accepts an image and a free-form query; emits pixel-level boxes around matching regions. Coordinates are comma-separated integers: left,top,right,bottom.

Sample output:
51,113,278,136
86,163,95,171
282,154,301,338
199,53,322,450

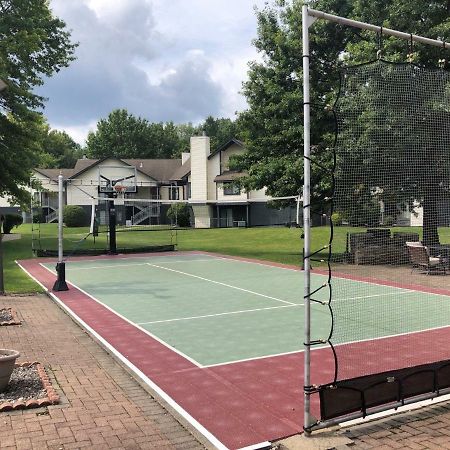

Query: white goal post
302,3,450,435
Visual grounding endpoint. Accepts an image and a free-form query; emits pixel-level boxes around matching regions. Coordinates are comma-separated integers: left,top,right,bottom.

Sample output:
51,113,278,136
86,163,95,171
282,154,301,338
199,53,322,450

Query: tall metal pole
53,174,68,291
108,192,117,254
299,5,450,436
302,2,312,435
0,216,4,294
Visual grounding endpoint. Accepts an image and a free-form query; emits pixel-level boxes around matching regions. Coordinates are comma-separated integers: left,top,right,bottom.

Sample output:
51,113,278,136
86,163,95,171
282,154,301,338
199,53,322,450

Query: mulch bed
0,362,59,412
0,308,21,326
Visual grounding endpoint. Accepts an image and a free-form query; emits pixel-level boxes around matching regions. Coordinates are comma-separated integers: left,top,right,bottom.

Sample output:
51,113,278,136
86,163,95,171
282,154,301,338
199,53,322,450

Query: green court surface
43,253,450,367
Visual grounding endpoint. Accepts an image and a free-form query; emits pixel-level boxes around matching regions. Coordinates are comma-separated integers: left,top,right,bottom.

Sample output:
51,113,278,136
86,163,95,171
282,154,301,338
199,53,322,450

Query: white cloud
52,120,98,146
40,0,268,144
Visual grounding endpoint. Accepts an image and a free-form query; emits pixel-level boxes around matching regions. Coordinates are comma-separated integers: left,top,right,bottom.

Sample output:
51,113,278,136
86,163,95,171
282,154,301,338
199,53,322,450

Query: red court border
17,252,450,449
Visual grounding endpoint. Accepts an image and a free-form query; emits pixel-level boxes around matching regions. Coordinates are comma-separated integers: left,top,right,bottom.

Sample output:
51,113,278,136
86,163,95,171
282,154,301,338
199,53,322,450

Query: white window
223,183,240,195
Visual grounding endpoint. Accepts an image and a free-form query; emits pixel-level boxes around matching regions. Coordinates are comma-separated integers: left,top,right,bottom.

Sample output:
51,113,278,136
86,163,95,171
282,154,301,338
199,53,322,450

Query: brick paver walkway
0,294,205,450
342,401,450,449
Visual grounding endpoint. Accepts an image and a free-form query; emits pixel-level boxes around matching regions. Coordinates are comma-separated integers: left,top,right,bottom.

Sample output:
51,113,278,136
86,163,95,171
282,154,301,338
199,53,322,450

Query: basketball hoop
113,184,126,205
114,184,126,194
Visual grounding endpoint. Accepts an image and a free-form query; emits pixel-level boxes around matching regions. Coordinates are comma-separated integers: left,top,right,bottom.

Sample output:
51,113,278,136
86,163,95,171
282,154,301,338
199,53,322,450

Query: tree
335,62,450,244
0,0,76,204
29,115,82,169
86,109,192,159
232,0,450,240
42,129,82,169
86,110,243,160
200,116,242,150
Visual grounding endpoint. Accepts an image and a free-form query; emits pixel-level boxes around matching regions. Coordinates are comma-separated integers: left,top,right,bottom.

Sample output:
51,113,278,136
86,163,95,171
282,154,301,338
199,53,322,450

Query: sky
38,0,269,144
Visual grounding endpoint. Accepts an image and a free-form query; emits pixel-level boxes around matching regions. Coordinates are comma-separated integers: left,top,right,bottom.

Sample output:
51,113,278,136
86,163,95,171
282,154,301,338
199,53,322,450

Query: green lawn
3,223,449,294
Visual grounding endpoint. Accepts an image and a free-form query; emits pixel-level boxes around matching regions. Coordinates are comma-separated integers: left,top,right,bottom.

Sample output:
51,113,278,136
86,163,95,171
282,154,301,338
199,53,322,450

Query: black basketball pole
108,192,117,254
53,174,69,291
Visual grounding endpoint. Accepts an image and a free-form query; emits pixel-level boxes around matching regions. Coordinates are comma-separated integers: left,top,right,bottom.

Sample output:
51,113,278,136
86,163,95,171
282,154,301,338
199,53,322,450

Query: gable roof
122,159,182,182
34,168,77,181
35,157,187,183
214,170,245,182
170,159,191,181
208,138,244,160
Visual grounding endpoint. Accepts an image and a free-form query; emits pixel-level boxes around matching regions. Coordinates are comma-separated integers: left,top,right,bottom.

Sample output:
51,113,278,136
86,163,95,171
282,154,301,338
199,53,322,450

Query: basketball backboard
98,165,137,193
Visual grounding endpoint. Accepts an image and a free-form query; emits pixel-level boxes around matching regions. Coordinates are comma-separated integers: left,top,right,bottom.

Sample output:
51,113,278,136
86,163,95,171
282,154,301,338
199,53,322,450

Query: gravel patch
0,366,46,403
0,309,13,322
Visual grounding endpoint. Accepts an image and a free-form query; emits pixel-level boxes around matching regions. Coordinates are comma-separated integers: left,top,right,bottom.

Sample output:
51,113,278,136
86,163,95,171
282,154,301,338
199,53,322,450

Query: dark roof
170,159,191,180
123,159,181,182
214,171,245,182
73,158,98,172
34,168,76,181
208,138,244,160
36,157,186,183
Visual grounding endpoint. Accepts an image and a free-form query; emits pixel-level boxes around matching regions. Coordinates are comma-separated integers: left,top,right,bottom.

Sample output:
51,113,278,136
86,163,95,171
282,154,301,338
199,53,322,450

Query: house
2,136,298,228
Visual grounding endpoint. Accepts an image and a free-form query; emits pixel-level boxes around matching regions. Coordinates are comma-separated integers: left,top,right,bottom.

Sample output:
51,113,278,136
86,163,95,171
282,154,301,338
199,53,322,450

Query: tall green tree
40,128,82,168
86,109,191,159
200,116,242,150
0,0,76,204
232,0,450,224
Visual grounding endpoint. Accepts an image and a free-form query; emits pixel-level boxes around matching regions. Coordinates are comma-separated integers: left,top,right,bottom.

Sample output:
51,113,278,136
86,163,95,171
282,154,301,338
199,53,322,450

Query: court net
312,60,450,423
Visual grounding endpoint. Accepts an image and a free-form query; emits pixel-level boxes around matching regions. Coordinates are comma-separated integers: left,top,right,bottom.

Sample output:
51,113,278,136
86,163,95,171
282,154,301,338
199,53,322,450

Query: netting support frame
302,3,450,435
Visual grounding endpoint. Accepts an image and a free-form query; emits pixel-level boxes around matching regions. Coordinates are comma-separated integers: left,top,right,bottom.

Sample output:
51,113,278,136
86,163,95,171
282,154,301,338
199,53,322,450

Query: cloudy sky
38,0,268,144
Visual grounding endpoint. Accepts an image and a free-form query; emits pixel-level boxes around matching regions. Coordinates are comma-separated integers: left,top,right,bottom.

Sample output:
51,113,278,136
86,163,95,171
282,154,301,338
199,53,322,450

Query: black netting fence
314,60,450,422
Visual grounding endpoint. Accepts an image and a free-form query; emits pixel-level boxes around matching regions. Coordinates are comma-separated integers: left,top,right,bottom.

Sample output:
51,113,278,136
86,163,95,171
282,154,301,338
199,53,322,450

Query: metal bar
57,174,64,263
308,8,450,49
53,174,68,291
302,2,312,436
310,387,450,432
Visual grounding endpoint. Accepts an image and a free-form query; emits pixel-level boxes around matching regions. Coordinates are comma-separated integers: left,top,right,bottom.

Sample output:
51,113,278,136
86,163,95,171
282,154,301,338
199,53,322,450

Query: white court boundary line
59,252,219,265
16,261,229,450
64,259,214,271
211,254,450,297
38,263,204,368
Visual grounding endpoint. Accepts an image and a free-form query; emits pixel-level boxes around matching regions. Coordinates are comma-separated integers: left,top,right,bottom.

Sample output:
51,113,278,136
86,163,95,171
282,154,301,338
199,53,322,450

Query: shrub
63,205,88,227
331,211,343,226
33,210,45,223
167,203,191,227
2,214,23,234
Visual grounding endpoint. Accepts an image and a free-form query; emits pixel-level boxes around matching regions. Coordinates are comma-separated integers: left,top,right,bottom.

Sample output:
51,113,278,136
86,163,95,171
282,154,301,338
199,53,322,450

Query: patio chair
405,241,447,275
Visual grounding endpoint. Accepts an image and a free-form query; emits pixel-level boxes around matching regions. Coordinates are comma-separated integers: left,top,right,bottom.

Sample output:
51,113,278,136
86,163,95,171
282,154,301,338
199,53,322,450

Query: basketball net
113,184,126,205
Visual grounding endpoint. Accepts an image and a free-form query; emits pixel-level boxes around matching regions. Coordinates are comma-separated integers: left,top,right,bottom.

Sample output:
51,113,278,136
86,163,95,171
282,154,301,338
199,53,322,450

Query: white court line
137,304,300,326
333,290,415,302
38,263,204,369
138,291,417,327
64,259,215,271
145,262,297,306
62,253,219,265
204,320,450,368
15,261,228,450
66,262,148,270
211,254,450,296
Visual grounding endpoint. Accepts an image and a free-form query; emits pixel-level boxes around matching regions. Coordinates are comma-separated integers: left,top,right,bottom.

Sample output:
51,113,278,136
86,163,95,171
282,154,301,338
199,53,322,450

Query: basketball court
17,251,450,449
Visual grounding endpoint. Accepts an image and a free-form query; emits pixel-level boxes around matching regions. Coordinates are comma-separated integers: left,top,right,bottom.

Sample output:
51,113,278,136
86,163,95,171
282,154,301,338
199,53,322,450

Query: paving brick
0,295,204,450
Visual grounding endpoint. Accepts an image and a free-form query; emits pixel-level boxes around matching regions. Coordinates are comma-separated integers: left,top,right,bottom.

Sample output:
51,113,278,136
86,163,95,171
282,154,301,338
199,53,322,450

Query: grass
3,223,450,294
